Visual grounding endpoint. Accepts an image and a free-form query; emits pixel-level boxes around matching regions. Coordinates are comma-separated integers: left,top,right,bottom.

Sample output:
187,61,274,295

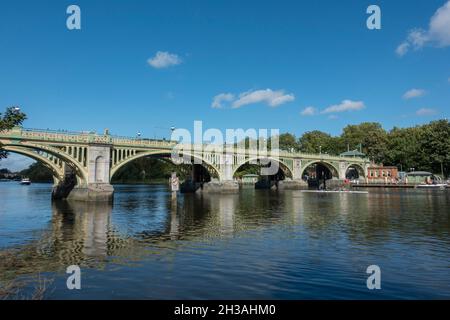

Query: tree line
274,120,449,176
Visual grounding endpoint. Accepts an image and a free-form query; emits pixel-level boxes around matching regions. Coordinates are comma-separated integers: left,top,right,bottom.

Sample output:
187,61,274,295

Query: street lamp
319,145,322,155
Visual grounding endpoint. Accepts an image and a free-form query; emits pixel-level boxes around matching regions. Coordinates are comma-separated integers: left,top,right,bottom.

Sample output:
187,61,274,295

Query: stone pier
202,180,240,193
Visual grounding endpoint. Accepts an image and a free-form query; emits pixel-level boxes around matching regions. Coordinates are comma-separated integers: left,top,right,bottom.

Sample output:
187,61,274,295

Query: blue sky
1,0,449,170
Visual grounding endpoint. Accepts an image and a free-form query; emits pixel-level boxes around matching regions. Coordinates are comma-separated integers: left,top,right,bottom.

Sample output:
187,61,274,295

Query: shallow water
0,182,449,299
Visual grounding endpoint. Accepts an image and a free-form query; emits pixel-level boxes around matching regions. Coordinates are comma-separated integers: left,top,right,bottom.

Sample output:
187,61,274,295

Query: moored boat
416,183,446,189
20,178,31,185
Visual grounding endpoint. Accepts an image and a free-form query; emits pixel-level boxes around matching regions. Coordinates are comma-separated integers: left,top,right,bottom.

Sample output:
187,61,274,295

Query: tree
298,130,338,154
384,126,421,171
0,107,27,160
270,133,299,151
341,122,388,163
417,119,450,176
20,162,53,182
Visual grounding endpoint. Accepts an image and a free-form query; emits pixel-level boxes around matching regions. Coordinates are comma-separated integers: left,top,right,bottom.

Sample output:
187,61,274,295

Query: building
339,150,366,158
367,166,398,182
405,171,436,184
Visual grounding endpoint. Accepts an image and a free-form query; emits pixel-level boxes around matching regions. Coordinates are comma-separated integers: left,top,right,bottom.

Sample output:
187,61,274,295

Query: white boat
301,190,368,194
20,178,31,185
416,183,447,189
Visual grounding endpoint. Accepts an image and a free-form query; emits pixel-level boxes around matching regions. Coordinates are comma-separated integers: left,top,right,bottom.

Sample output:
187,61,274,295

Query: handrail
0,127,370,162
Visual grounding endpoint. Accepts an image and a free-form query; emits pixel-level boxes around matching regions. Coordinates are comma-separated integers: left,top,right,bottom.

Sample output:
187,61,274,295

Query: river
0,182,449,299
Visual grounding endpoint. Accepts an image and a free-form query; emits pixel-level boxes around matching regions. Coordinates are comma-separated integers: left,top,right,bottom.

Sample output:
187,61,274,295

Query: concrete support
66,183,114,202
202,180,239,193
73,144,114,201
278,179,308,190
201,153,239,193
292,159,303,180
221,154,234,181
52,164,77,200
54,144,114,202
339,161,348,180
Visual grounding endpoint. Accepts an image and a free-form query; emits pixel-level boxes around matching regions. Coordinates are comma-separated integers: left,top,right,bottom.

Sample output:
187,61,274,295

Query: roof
406,171,433,176
340,150,366,157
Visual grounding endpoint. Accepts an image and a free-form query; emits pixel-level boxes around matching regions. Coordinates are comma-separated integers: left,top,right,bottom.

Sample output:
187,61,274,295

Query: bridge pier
202,180,239,193
52,144,114,202
201,155,239,193
52,164,77,200
278,179,308,189
65,183,114,202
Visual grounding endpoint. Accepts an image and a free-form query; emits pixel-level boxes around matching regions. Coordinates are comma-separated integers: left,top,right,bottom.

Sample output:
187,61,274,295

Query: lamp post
170,126,176,141
319,145,322,155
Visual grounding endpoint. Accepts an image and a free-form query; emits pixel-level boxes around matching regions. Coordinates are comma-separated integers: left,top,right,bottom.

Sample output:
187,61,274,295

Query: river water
0,182,449,299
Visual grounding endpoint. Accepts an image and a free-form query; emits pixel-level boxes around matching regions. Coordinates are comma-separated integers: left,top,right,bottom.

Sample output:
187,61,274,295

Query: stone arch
1,142,88,184
232,156,294,179
300,160,340,179
110,150,222,181
1,145,65,183
345,163,366,179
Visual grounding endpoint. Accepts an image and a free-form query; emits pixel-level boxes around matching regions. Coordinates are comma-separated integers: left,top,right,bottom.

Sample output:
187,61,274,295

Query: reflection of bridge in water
2,186,450,297
0,189,358,283
0,127,370,201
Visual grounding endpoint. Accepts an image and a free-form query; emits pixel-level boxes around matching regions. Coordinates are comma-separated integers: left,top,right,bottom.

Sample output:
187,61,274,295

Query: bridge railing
0,127,370,163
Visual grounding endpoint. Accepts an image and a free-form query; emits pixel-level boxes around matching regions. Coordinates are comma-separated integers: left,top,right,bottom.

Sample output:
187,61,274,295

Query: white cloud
396,1,450,56
211,89,295,109
328,115,339,120
416,108,438,116
403,88,426,99
232,89,295,108
396,42,410,57
321,100,365,114
211,93,235,109
147,51,182,69
300,106,317,116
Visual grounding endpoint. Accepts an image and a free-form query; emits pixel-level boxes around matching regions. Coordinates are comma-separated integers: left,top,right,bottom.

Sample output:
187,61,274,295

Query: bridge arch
110,150,222,181
1,142,88,184
300,160,340,179
345,163,366,179
1,145,65,183
232,156,294,179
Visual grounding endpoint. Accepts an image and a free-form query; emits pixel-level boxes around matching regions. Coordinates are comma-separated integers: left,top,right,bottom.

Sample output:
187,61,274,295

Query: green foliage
234,163,260,178
298,130,339,154
271,133,299,151
381,120,450,176
340,122,388,163
0,107,27,160
111,157,190,183
19,162,53,182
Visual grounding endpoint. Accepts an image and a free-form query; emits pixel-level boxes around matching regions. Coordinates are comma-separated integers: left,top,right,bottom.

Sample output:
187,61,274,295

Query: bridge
0,126,371,201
